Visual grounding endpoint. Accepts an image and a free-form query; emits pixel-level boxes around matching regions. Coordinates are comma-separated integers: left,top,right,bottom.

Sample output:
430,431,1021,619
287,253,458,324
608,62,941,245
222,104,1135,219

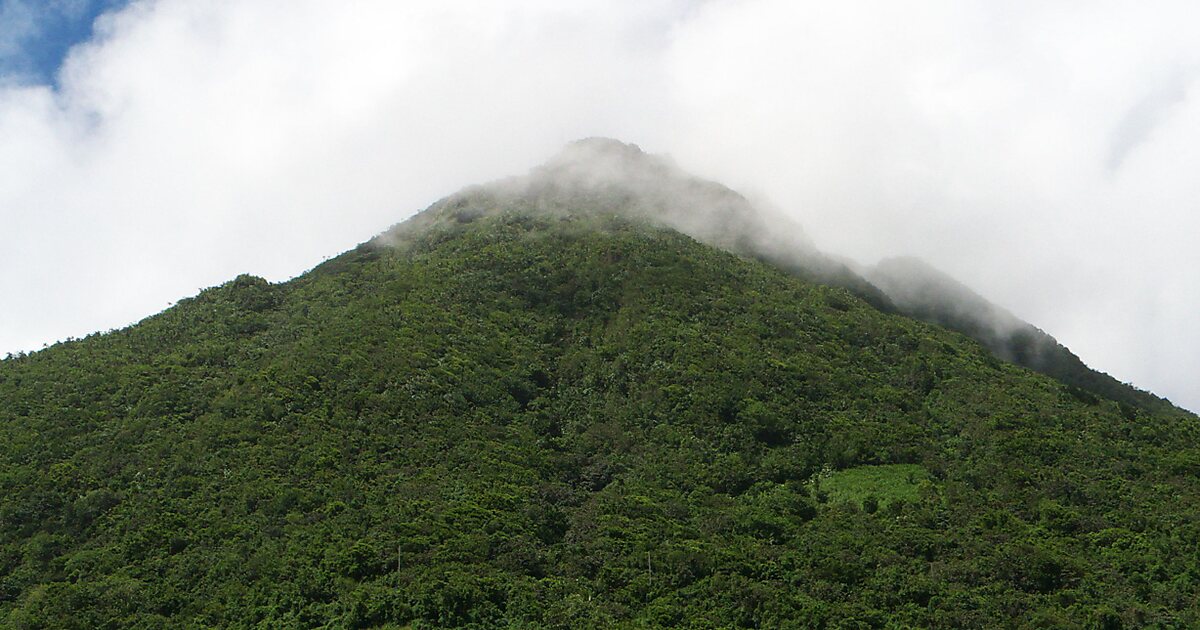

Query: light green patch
813,464,932,510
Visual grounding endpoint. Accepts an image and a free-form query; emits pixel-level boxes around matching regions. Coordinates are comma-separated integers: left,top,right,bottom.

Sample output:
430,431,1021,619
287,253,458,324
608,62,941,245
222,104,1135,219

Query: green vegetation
813,464,931,512
1,186,1199,627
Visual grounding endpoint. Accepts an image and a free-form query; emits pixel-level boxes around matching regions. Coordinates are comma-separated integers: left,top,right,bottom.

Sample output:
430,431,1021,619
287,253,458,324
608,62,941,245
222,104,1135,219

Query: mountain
2,140,1198,627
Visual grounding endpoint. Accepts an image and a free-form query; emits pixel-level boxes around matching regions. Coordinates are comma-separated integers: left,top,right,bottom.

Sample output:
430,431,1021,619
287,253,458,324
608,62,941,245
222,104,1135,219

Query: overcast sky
1,0,1197,411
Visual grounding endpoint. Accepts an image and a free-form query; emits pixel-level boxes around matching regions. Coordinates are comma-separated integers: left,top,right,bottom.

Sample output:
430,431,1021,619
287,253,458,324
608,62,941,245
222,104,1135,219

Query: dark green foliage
1,208,1198,627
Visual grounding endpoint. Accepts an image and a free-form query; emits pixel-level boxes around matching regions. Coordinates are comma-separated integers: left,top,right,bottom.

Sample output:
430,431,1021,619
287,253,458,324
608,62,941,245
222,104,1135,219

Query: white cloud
1,0,1197,411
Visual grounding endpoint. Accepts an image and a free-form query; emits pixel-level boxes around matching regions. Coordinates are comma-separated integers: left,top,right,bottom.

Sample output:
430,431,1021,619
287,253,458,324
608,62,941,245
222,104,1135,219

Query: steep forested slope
2,204,1198,628
868,257,1173,413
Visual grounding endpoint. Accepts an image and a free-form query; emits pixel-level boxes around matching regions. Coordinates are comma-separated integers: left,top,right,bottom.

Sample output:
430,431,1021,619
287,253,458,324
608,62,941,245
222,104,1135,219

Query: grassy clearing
814,464,931,511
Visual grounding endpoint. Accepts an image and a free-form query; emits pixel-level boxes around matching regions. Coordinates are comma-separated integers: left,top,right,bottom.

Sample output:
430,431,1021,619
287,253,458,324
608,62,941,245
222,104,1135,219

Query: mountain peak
535,137,676,187
381,138,888,306
556,136,647,158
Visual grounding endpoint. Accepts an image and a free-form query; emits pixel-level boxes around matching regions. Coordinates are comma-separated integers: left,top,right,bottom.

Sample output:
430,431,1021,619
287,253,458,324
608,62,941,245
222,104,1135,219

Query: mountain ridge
866,256,1172,412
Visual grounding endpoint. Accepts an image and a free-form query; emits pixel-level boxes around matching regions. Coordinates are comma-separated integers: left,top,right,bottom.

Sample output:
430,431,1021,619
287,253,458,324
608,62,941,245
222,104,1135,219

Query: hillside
2,142,1199,627
867,257,1172,412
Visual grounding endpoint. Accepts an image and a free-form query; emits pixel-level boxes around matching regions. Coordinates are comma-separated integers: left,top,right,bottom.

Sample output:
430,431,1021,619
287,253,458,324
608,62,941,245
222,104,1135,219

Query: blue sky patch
1,0,130,85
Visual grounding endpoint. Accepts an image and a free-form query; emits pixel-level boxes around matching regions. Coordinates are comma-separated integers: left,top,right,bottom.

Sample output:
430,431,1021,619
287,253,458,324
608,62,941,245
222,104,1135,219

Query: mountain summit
1,140,1197,627
391,137,807,255
390,137,892,308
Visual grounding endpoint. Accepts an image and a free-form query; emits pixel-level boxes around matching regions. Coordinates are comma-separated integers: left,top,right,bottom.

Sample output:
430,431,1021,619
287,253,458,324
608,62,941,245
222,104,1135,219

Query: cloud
1106,68,1194,173
1,0,1198,411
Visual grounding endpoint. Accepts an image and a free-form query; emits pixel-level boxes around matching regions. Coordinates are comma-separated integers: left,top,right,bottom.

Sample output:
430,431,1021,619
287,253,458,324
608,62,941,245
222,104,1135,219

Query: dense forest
2,143,1199,627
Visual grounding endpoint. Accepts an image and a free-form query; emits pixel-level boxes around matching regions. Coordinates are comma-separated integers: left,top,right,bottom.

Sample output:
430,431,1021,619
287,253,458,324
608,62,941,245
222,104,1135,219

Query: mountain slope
1,147,1199,627
867,256,1172,412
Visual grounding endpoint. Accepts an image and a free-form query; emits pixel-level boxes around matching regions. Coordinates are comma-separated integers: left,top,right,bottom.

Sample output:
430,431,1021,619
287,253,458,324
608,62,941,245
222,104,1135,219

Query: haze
1,0,1197,411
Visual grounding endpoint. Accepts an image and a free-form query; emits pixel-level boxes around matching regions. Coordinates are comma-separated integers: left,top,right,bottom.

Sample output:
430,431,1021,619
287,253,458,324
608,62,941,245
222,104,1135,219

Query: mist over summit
396,137,815,257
